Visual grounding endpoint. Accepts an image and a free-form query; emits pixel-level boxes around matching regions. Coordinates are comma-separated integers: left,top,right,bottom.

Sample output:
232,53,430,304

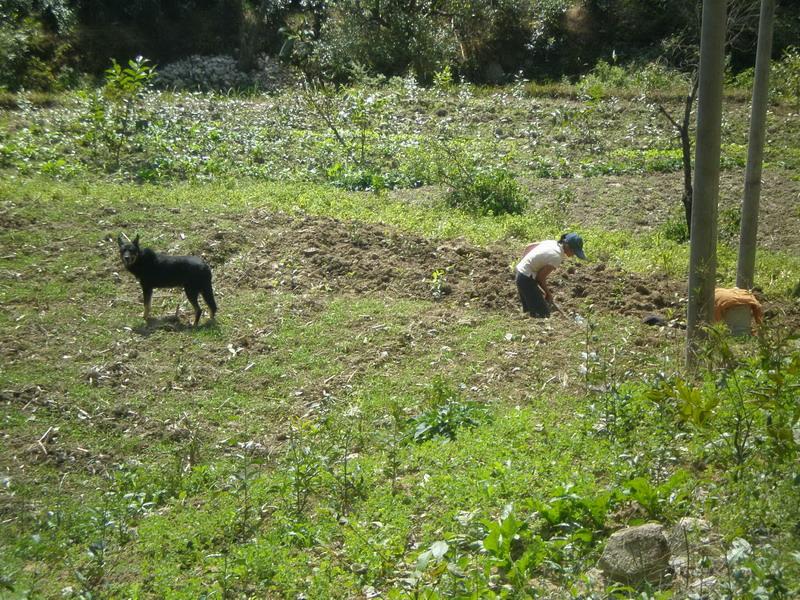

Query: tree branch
657,104,681,132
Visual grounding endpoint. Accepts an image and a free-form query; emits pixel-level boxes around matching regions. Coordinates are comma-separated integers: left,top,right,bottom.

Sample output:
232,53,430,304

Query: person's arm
520,242,539,261
535,265,556,302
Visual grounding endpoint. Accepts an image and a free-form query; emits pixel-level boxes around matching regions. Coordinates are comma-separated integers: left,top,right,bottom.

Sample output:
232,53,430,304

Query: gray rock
598,523,671,585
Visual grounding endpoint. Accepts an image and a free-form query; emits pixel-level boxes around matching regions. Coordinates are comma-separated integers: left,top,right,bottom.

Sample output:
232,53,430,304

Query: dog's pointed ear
133,234,140,247
117,234,125,248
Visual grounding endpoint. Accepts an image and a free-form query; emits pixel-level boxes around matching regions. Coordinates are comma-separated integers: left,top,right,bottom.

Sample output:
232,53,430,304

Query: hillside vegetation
4,0,800,91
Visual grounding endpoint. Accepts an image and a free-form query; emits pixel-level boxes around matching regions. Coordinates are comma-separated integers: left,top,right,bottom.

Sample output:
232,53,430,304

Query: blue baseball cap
564,233,586,259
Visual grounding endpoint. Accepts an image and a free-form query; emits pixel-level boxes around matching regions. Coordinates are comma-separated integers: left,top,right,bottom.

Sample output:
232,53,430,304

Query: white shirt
516,240,563,278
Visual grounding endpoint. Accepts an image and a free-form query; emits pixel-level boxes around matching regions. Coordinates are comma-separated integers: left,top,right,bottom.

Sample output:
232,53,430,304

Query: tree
0,0,75,90
736,0,776,290
686,0,726,367
299,0,570,83
657,77,698,233
657,0,760,234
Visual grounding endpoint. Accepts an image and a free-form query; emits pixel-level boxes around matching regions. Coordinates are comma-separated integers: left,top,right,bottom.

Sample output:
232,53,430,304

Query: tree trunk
737,0,775,290
237,3,261,72
686,0,727,368
658,77,698,233
681,77,699,232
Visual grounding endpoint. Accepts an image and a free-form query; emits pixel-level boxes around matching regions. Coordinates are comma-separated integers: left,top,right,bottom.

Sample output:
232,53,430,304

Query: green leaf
570,529,594,544
483,525,500,553
415,549,433,572
726,538,752,565
430,540,449,559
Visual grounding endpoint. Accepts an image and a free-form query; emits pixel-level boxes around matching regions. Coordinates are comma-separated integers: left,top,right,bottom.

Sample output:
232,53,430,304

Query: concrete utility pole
737,0,776,290
686,0,727,368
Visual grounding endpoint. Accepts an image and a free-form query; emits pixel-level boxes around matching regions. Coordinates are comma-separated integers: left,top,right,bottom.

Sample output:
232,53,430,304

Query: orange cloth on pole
714,287,763,324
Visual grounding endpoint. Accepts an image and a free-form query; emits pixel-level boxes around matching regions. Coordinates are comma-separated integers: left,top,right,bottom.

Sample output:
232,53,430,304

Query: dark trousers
516,271,550,317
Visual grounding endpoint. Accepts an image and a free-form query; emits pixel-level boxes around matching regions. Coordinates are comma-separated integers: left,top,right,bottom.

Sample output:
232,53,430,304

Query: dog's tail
202,282,217,318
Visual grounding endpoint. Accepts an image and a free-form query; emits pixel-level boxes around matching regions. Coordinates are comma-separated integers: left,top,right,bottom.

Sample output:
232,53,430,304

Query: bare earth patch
205,208,798,327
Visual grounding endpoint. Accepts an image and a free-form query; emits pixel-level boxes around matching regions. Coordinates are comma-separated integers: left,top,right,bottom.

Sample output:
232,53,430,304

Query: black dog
117,234,217,325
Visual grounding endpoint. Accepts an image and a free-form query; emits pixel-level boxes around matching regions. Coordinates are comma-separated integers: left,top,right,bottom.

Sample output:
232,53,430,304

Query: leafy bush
770,46,800,103
432,65,456,90
80,57,156,171
411,400,486,443
444,166,527,216
660,212,689,243
0,1,74,91
730,66,755,91
580,147,683,176
578,59,630,94
326,163,387,192
652,328,800,470
718,206,742,241
732,46,800,104
103,56,155,101
578,59,689,99
634,61,691,91
480,508,542,589
307,0,569,83
721,540,798,598
311,0,453,81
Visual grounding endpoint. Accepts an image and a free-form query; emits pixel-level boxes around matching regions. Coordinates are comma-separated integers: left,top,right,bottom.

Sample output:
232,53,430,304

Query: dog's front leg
142,286,153,321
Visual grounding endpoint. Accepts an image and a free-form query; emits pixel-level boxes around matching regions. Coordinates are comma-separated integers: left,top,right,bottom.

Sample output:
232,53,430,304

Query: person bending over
515,232,586,318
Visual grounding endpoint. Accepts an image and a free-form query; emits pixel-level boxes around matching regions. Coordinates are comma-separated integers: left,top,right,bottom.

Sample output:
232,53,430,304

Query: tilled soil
210,210,687,318
196,208,799,328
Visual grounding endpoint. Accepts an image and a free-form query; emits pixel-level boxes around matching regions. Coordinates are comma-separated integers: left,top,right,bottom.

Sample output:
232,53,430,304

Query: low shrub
578,59,689,99
445,168,526,216
410,377,490,443
78,57,156,172
731,46,800,104
718,205,742,241
770,46,800,104
326,163,387,192
660,212,689,243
